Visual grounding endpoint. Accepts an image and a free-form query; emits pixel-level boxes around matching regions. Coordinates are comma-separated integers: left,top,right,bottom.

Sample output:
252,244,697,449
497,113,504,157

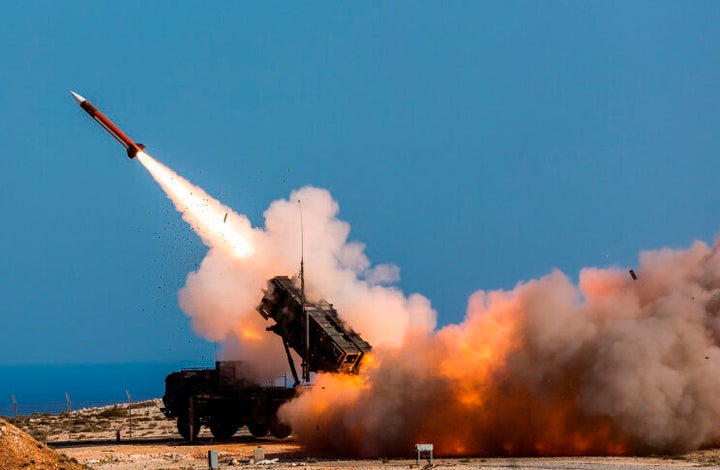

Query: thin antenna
298,200,310,383
299,200,305,301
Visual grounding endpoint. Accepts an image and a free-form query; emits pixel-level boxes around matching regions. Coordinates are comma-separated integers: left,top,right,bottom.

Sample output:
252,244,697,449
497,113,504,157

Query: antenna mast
298,200,310,383
299,200,305,302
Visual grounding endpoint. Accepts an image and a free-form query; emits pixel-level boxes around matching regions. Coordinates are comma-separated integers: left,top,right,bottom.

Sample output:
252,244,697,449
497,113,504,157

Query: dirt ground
0,417,85,470
8,400,720,470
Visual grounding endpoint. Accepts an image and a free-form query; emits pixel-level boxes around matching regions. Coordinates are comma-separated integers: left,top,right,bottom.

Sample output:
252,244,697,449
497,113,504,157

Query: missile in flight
70,91,145,159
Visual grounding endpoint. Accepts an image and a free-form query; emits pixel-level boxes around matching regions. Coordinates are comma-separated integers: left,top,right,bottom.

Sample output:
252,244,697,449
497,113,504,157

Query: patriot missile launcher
257,276,372,382
162,276,372,440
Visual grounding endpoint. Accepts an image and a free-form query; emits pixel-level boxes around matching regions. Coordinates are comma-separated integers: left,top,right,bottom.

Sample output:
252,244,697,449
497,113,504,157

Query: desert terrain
2,400,720,469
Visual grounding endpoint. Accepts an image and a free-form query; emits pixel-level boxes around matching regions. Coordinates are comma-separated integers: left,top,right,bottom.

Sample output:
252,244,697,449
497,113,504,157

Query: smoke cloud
281,241,720,456
139,152,720,456
138,153,436,378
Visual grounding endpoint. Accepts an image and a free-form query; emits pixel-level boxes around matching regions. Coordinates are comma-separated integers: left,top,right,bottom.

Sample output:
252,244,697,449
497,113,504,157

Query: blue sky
1,2,719,364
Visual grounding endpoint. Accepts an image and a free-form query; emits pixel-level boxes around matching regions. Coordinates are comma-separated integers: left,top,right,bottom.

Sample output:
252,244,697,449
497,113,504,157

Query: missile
70,91,145,159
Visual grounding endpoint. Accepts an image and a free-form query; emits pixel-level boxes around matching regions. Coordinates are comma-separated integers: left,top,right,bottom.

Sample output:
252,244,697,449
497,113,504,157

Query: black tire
248,422,269,438
269,420,291,439
177,415,200,441
209,421,239,440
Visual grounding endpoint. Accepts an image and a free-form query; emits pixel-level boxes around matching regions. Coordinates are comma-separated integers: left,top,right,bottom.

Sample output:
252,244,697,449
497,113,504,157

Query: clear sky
1,2,719,364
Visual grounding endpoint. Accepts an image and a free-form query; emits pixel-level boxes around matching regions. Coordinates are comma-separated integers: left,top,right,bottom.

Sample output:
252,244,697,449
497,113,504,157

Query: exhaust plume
281,242,720,456
138,152,720,456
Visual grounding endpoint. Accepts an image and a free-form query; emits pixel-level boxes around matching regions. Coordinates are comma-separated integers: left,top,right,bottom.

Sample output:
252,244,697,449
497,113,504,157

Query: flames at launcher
136,152,254,258
282,244,720,457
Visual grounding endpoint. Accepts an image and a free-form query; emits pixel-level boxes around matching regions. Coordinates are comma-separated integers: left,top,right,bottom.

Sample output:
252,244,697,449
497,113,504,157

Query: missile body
70,91,145,159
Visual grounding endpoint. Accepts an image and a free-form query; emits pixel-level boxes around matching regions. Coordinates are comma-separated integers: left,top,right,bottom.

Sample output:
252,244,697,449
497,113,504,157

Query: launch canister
70,91,145,159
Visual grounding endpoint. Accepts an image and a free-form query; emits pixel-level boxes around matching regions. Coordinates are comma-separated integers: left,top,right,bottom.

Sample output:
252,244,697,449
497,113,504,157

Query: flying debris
629,269,638,280
70,91,146,159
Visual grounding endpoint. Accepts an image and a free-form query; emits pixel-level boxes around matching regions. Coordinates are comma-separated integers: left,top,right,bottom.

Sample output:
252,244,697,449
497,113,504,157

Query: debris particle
629,269,638,280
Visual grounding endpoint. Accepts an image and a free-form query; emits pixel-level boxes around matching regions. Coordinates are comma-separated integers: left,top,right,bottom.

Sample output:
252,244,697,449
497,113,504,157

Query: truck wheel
269,420,292,439
177,415,200,440
209,421,239,439
248,422,269,438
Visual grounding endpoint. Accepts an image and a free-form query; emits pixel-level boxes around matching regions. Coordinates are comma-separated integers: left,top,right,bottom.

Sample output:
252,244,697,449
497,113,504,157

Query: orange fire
238,326,263,342
279,271,659,457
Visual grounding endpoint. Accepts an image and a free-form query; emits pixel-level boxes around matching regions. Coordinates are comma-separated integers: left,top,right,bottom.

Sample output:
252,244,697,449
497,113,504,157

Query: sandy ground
8,400,720,469
0,417,85,470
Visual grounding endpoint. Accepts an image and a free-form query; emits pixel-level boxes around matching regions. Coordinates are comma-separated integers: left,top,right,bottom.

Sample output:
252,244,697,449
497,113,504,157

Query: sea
0,362,209,416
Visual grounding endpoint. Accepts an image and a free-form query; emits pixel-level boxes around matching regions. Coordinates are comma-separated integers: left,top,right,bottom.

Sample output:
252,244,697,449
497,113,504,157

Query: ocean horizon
0,361,213,416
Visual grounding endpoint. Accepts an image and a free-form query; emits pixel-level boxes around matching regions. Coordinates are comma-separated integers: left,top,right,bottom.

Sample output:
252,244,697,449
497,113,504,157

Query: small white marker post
11,394,17,418
415,443,433,466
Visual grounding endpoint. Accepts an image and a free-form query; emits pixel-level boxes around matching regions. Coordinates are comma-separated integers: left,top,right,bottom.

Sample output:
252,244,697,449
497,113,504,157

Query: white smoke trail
137,152,254,258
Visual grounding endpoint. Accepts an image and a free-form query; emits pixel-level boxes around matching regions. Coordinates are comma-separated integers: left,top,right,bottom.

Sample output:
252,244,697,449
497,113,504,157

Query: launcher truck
161,275,371,440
